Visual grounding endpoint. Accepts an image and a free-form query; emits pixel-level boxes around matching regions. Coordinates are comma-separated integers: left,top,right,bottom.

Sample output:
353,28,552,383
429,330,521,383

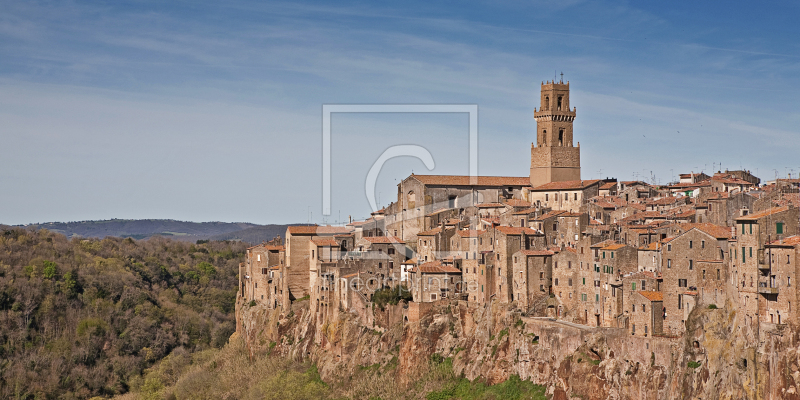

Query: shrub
708,304,717,309
688,361,701,369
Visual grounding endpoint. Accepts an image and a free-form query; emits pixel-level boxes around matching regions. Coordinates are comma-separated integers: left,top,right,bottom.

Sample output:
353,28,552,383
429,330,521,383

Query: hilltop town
235,81,800,398
240,79,799,338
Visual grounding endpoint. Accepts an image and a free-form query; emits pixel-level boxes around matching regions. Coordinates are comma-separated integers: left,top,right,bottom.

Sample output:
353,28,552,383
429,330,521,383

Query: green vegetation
425,374,547,400
372,285,413,311
708,304,718,309
688,361,702,369
0,227,245,399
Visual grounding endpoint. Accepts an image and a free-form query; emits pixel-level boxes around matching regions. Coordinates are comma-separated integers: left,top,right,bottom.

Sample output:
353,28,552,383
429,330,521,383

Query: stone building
242,242,284,305
761,236,800,325
660,224,731,335
628,291,664,337
512,249,554,311
530,80,581,187
551,247,579,318
285,225,350,300
527,180,601,212
408,261,462,302
386,174,530,242
734,206,799,326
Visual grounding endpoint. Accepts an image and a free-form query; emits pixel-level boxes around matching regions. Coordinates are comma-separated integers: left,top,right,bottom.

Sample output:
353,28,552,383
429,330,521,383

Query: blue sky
1,1,799,226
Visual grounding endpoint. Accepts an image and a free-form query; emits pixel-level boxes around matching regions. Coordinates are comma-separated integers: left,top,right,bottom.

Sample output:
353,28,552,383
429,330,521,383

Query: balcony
758,281,779,295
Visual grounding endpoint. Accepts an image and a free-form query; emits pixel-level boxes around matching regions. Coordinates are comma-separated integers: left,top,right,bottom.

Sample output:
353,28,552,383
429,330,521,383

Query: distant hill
24,219,305,244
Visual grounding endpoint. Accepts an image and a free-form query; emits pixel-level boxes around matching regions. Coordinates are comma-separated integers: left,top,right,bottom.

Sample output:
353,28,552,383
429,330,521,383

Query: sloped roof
476,202,505,208
362,236,405,244
408,261,461,274
530,179,602,191
504,198,532,207
600,243,628,251
518,249,555,256
736,206,791,221
311,239,338,247
494,226,538,235
767,235,800,247
410,174,530,187
417,227,444,236
637,291,663,302
456,229,484,237
681,223,732,239
287,225,351,235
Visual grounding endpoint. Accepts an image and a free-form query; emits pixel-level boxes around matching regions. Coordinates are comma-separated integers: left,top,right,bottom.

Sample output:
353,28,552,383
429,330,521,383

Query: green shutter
777,222,784,234
742,224,745,234
750,224,752,234
742,247,745,263
632,283,636,290
583,278,586,285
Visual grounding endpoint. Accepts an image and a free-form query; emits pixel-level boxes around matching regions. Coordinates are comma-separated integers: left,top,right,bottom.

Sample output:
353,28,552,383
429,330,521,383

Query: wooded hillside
0,227,246,399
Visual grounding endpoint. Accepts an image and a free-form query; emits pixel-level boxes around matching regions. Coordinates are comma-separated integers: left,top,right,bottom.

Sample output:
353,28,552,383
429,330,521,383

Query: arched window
542,129,547,146
544,96,550,110
407,191,416,208
557,96,563,110
558,129,564,146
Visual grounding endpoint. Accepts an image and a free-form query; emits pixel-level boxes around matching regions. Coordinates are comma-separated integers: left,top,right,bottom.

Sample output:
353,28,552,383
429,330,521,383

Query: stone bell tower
529,79,581,187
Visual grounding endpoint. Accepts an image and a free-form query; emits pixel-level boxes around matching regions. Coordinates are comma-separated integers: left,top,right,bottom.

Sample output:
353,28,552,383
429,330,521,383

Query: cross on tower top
560,71,564,83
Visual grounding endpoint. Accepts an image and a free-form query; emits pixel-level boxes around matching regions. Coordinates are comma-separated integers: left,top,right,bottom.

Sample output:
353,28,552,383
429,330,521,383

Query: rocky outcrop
236,295,800,399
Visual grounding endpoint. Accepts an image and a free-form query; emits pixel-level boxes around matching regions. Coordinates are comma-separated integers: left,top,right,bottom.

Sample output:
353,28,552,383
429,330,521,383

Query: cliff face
236,296,800,399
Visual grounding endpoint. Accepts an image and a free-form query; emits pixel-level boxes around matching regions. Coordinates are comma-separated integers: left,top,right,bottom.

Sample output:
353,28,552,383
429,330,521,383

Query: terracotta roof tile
736,206,791,221
518,249,555,256
411,174,530,187
637,291,663,302
476,202,505,208
680,223,732,239
456,229,484,237
311,239,338,247
768,235,800,246
600,243,627,250
408,261,461,274
503,199,532,207
287,225,351,235
362,236,405,244
494,226,538,235
530,179,602,191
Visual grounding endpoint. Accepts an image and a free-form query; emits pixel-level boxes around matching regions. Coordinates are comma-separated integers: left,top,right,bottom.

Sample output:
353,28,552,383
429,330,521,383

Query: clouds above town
1,0,798,225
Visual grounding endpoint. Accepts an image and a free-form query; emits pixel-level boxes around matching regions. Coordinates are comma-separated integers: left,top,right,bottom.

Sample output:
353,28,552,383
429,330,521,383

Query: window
777,222,784,234
641,280,646,290
632,282,637,290
603,251,606,259
568,261,572,269
540,272,544,279
555,278,559,286
431,294,437,301
749,247,753,258
750,224,753,234
668,244,672,251
574,193,578,201
545,194,549,201
595,294,599,302
701,240,705,249
555,261,558,269
257,254,261,262
582,278,586,285
262,268,268,274
717,269,720,280
703,270,706,279
311,250,315,258
569,278,573,286
742,247,745,263
611,252,614,259
642,304,646,312
689,241,693,249
388,248,395,255
689,260,693,270
667,259,672,268
678,279,687,287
